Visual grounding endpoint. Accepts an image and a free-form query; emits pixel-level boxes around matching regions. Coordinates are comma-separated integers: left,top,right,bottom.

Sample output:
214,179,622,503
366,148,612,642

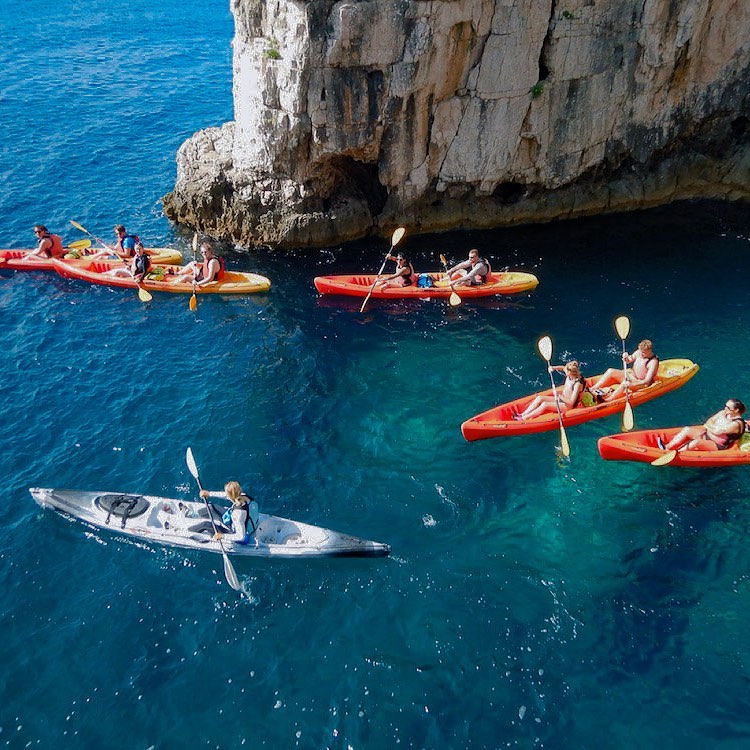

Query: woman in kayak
514,361,589,421
590,339,659,401
660,399,746,452
102,242,151,281
190,481,260,545
173,242,224,287
376,252,418,289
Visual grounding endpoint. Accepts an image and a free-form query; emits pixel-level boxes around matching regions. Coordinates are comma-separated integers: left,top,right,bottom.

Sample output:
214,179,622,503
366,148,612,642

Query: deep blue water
2,2,750,748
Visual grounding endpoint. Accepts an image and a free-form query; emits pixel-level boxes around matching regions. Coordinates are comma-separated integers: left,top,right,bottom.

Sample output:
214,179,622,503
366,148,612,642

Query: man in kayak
514,361,589,420
444,249,491,286
173,242,224,286
190,481,260,545
375,252,417,288
660,399,746,452
589,339,659,401
27,224,64,259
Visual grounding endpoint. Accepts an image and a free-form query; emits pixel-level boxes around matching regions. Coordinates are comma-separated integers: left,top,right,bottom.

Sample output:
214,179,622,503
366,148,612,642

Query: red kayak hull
313,271,539,299
461,359,699,441
598,426,750,467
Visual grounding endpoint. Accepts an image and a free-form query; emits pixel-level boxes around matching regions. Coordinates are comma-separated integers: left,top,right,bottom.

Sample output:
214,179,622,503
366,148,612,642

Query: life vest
572,375,592,408
133,253,151,277
39,233,64,258
711,417,746,450
400,261,417,286
197,256,225,283
119,234,141,257
220,494,259,545
472,257,491,284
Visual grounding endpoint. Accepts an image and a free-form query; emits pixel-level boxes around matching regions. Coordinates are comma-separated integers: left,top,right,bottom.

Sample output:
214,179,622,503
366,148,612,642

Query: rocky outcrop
163,0,750,248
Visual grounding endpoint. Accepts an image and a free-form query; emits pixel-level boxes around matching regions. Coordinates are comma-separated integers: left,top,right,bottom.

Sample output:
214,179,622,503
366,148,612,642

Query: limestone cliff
163,0,750,248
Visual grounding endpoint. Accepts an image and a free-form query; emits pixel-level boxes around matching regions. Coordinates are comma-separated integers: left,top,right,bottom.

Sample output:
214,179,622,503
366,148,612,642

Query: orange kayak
461,359,699,441
52,258,271,295
313,271,539,299
0,247,183,271
598,427,750,467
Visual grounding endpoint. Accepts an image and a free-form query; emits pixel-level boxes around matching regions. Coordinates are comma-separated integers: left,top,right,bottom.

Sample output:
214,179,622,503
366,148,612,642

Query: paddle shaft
359,252,392,313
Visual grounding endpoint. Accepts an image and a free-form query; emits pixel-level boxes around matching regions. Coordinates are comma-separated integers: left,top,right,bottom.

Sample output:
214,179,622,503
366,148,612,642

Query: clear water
2,2,750,748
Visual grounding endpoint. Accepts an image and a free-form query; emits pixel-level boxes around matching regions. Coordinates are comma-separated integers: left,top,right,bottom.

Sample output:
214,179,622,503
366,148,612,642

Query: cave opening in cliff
492,181,526,205
323,156,388,218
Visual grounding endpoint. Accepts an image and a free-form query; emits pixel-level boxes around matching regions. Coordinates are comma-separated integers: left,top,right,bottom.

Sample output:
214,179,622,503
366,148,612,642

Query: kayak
461,358,699,441
52,258,271,295
30,488,391,558
0,247,183,271
598,427,750,467
313,271,539,299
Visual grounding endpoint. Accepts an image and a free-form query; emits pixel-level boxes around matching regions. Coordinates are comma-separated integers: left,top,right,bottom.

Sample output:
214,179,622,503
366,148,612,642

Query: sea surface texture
2,2,750,748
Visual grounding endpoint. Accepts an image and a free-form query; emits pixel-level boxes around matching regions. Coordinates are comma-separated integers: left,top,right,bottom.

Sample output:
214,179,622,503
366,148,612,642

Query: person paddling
102,242,151,281
444,248,491,286
190,481,259,545
173,242,224,287
375,251,417,289
660,399,746,452
515,361,589,421
590,339,659,401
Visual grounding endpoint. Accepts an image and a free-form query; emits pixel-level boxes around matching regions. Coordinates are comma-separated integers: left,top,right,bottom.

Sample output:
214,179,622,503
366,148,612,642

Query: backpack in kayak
95,494,150,528
417,273,433,288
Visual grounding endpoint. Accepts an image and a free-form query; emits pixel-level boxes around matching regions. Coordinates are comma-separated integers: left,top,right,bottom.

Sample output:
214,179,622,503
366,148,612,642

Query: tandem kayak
30,488,390,558
0,247,183,271
598,427,750,467
461,358,699,441
313,271,539,299
52,258,271,295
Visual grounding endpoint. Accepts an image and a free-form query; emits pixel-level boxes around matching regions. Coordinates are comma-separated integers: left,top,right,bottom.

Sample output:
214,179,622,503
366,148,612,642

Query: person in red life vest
444,248,492,286
173,242,224,286
376,252,418,289
27,224,64,259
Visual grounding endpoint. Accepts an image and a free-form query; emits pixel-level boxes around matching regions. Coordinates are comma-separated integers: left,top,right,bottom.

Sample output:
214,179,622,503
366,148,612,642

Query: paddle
651,449,678,466
70,220,153,302
537,335,571,457
67,239,92,251
615,315,634,431
185,447,241,591
189,233,199,311
359,227,406,313
439,254,462,307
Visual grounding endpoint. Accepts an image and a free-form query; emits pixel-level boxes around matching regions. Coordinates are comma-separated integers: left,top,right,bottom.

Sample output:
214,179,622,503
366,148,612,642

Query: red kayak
598,427,750,467
461,358,699,441
313,271,539,299
0,247,182,271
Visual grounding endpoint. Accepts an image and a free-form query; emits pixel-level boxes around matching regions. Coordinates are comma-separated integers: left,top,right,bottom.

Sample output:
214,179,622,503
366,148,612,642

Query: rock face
163,0,750,248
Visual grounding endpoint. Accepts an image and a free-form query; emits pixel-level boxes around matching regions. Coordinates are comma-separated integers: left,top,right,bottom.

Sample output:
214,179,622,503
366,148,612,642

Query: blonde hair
564,361,581,377
224,481,243,503
638,339,653,352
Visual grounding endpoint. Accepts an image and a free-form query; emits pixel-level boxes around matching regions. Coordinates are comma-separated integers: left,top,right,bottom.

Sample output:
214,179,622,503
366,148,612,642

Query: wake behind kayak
30,488,390,559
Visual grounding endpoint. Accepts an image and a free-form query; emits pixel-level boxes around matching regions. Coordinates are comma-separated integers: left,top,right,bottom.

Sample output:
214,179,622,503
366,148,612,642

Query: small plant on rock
530,82,545,99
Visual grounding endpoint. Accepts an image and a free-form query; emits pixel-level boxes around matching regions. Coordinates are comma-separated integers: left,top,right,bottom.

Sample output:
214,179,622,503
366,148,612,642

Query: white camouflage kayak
30,488,390,558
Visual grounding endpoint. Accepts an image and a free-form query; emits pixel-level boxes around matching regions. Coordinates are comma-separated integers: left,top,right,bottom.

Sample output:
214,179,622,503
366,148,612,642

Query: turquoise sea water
3,2,750,748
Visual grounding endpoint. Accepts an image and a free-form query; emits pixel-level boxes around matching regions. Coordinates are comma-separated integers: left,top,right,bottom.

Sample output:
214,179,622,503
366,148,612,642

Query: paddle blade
138,287,153,303
186,447,199,481
651,449,677,466
192,232,198,257
391,227,406,248
614,315,630,341
537,335,553,362
449,291,462,307
622,401,634,431
189,292,198,311
439,253,448,267
68,239,91,250
223,554,241,591
559,426,571,457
